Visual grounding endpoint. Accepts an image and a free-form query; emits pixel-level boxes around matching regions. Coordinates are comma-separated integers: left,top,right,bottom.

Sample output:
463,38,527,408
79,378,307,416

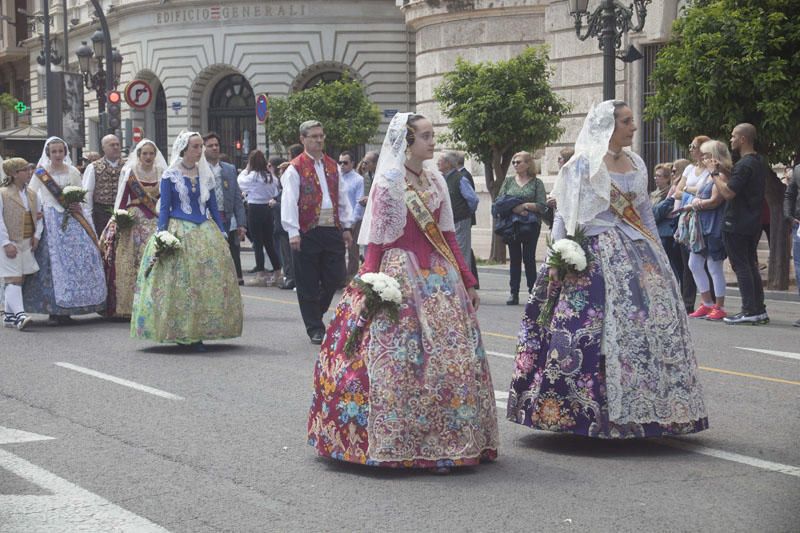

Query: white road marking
661,439,800,478
0,448,171,532
495,387,800,478
486,350,515,359
54,362,184,401
0,426,55,445
735,347,800,362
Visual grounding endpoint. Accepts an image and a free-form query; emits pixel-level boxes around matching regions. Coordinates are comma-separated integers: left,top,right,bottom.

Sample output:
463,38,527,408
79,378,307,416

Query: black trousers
293,226,346,336
227,229,242,279
507,229,540,294
661,236,683,285
248,203,281,271
723,231,765,315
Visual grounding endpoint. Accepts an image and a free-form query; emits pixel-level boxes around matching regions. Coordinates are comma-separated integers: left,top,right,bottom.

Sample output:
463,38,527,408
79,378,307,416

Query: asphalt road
1,254,799,532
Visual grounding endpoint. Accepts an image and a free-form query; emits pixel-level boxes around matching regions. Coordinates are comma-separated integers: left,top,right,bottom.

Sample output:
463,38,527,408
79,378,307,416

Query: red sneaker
688,304,713,318
706,306,727,321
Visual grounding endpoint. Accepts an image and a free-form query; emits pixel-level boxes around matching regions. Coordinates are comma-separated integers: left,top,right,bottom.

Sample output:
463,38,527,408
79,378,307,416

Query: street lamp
568,0,651,100
75,36,122,116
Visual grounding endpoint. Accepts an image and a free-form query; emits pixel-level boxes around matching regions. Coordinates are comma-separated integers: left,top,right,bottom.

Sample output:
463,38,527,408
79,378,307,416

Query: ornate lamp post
568,0,651,100
75,31,122,114
75,1,122,135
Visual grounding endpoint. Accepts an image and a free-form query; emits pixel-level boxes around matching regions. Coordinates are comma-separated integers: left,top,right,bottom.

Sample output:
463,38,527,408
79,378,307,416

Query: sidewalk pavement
472,226,798,302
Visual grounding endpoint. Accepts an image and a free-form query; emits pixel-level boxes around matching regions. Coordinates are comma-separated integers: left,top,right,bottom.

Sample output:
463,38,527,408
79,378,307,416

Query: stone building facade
2,0,688,167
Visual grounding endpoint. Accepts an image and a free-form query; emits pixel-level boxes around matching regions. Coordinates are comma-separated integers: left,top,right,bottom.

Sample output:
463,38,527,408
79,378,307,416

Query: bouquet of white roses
111,209,135,230
60,185,87,230
344,272,402,356
144,231,182,278
537,228,589,327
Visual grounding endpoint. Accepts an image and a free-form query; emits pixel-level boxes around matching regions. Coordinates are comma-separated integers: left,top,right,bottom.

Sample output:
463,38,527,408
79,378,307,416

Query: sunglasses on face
688,144,698,150
511,160,523,165
338,160,351,165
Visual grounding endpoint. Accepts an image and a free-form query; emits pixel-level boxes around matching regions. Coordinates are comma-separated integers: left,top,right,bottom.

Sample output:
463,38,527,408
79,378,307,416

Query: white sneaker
16,315,32,331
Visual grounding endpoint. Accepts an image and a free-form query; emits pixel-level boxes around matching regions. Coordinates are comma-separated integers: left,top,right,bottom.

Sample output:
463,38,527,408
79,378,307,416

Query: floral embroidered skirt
99,207,157,318
23,207,106,316
308,248,499,468
507,228,709,439
131,218,242,344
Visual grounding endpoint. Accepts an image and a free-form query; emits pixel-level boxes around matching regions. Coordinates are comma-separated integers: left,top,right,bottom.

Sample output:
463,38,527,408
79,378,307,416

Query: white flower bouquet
111,209,135,230
537,228,589,327
344,272,402,356
60,185,87,230
144,230,182,278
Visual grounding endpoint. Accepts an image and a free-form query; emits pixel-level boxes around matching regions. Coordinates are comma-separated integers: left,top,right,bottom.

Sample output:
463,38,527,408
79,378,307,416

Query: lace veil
163,131,215,216
358,112,454,245
37,136,74,169
551,100,621,236
115,138,168,210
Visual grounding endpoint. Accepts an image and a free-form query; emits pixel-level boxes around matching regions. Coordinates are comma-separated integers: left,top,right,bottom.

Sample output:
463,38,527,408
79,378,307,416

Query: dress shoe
310,331,325,345
278,278,295,290
506,294,519,306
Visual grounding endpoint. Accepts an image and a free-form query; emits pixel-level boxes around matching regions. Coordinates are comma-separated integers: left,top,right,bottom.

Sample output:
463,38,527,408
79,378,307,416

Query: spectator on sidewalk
651,163,682,282
495,151,546,305
338,151,364,280
711,123,769,325
674,136,711,313
685,140,730,321
784,161,800,327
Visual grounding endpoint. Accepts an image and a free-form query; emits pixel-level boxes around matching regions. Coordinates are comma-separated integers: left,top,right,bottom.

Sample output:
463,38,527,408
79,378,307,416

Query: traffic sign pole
256,93,270,159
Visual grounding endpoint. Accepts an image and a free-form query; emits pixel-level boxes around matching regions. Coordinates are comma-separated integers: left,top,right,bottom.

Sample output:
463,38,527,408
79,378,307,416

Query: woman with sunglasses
674,136,711,312
496,151,547,305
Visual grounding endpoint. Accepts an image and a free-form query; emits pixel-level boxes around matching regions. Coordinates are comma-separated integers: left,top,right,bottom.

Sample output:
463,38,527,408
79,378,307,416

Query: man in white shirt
281,120,353,344
338,150,364,279
82,134,123,235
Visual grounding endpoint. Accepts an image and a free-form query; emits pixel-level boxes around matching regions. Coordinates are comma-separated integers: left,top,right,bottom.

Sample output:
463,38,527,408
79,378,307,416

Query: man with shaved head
82,134,124,235
710,123,769,324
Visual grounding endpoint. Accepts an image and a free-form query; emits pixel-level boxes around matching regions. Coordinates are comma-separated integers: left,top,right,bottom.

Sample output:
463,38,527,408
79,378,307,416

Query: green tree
644,0,800,289
434,46,570,260
0,93,19,112
269,76,381,156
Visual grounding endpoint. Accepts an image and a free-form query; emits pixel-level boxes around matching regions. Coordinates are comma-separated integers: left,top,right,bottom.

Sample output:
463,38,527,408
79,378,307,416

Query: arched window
208,74,256,169
302,71,343,89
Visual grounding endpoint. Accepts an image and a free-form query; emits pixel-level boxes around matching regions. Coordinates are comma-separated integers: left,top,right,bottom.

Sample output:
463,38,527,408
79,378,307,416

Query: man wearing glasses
281,120,354,344
338,150,364,280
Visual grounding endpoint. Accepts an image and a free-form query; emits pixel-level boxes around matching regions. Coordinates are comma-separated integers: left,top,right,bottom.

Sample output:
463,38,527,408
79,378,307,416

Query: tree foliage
644,0,800,163
434,46,570,197
0,93,18,112
268,76,381,156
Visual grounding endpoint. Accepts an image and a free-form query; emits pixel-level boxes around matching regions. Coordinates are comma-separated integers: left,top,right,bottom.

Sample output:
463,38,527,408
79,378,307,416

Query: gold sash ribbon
36,169,100,249
403,186,460,271
127,174,159,216
608,180,658,244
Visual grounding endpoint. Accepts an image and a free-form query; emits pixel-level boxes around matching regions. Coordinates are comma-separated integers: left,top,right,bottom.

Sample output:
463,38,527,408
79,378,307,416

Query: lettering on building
155,3,308,24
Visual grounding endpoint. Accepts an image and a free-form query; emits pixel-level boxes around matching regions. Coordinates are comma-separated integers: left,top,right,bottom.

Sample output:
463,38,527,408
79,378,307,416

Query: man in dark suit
456,152,480,287
203,132,247,285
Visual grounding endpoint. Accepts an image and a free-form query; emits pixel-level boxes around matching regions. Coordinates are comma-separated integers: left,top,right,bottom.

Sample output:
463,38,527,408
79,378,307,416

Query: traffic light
235,139,242,151
107,91,122,130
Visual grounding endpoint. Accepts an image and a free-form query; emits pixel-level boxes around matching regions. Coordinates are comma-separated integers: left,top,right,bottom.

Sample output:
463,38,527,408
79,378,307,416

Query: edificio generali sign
155,3,308,24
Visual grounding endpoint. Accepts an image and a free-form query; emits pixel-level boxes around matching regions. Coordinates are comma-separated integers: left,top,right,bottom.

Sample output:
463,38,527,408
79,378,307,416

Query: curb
477,266,799,303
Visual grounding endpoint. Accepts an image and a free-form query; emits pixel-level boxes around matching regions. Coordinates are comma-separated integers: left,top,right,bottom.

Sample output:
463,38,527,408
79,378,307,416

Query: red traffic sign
256,93,269,123
125,80,154,109
132,127,144,144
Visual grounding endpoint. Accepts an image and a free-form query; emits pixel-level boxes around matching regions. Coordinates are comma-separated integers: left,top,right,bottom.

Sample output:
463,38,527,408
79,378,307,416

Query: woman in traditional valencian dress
507,101,708,438
131,131,242,351
24,137,107,325
99,139,167,318
308,113,499,471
